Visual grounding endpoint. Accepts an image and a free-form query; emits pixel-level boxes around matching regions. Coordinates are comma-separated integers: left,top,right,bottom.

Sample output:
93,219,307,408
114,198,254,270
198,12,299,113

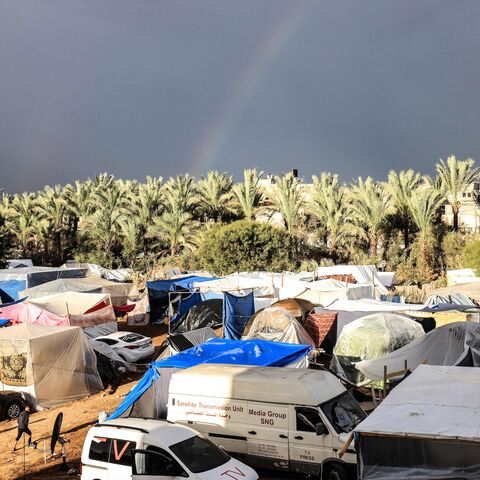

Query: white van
80,417,258,480
167,365,367,480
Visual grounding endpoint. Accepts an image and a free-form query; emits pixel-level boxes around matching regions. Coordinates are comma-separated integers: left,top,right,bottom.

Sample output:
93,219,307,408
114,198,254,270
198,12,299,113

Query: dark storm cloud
0,0,479,193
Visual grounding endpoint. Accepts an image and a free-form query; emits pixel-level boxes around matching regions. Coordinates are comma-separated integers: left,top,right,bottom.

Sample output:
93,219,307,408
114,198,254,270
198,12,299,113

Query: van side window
296,407,325,433
89,436,111,462
142,445,186,476
110,438,136,467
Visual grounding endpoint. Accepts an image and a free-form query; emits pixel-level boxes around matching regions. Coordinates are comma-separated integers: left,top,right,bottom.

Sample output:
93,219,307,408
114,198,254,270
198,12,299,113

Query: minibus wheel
322,462,347,480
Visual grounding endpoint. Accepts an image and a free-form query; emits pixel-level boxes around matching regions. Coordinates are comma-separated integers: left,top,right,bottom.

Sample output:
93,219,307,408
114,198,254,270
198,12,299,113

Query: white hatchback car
94,332,154,363
81,418,258,480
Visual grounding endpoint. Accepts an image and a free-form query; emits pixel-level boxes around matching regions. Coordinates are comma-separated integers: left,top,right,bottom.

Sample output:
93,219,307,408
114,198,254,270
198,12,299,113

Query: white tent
355,365,480,479
0,324,103,408
29,291,110,316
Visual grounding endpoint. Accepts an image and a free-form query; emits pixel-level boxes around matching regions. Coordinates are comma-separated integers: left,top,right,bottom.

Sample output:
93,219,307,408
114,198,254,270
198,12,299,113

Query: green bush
441,231,467,270
462,236,480,275
196,220,297,275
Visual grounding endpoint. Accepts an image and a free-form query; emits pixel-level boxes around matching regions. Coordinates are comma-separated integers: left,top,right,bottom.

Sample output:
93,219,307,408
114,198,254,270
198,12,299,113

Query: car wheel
323,462,348,480
6,401,23,420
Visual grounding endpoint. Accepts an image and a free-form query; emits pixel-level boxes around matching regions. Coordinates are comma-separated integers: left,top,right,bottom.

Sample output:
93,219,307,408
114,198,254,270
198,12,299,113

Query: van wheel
323,462,348,480
7,401,22,419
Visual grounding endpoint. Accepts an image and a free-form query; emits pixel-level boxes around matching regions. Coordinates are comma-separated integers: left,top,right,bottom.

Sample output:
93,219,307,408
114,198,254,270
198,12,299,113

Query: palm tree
408,186,445,266
387,169,422,248
348,177,391,257
163,175,196,214
147,210,198,256
196,171,235,222
268,172,305,233
9,193,38,257
310,173,348,258
233,168,263,220
436,155,479,231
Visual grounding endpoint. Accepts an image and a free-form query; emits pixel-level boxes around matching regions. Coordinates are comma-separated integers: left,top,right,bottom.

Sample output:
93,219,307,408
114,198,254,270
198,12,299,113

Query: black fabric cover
0,287,14,304
170,299,223,334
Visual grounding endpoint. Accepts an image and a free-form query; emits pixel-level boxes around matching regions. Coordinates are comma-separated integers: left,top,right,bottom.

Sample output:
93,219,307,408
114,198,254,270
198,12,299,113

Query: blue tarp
170,292,202,324
108,366,160,420
152,338,311,369
108,338,311,420
147,276,219,292
223,292,255,340
0,287,14,304
0,280,26,301
0,296,27,308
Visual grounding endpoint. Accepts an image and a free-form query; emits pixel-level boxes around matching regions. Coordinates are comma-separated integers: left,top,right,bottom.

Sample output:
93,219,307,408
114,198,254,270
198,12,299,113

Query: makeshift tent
330,312,425,386
193,271,313,297
271,297,316,321
27,291,110,316
242,307,315,347
146,275,217,322
355,365,480,479
20,277,138,306
61,261,133,282
223,292,255,340
7,259,33,269
0,266,87,300
1,299,117,337
156,327,218,360
170,299,223,334
109,338,312,420
427,281,480,305
356,322,480,380
293,279,375,305
316,265,388,296
0,324,103,408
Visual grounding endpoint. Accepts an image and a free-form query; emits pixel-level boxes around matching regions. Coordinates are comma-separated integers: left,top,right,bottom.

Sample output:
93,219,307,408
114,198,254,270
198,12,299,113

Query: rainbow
188,1,315,176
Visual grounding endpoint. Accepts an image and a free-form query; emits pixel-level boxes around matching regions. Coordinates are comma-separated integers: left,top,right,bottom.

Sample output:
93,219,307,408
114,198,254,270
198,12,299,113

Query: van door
288,406,332,476
245,401,289,471
132,448,189,480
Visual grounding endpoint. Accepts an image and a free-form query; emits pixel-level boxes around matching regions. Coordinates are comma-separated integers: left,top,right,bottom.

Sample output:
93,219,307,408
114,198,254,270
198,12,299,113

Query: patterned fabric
317,274,357,284
0,339,29,386
303,312,337,347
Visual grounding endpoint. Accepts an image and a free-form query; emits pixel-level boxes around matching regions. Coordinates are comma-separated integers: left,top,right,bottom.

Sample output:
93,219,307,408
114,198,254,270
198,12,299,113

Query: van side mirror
316,423,328,436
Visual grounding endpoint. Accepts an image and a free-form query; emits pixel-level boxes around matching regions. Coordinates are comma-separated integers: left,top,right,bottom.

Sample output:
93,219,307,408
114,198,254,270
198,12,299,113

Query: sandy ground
0,320,305,480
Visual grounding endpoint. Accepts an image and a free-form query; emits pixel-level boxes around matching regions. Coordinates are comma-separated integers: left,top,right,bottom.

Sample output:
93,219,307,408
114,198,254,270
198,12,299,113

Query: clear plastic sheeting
242,306,315,347
356,365,480,479
356,322,480,380
0,324,103,408
331,312,424,386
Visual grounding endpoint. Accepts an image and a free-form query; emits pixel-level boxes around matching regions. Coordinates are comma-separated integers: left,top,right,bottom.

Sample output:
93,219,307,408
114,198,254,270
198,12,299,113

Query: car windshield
169,435,230,473
320,392,367,434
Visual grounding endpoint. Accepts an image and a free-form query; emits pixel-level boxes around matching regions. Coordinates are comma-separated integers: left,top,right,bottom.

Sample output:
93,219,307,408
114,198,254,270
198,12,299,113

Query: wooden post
383,365,388,399
339,432,354,458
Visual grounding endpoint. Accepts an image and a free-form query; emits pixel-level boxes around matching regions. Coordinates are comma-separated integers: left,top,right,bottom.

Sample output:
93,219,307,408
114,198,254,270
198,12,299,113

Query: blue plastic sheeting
152,338,311,369
0,287,14,304
0,319,10,327
170,292,202,324
0,280,26,301
109,366,160,420
147,276,219,293
223,292,255,340
108,338,311,420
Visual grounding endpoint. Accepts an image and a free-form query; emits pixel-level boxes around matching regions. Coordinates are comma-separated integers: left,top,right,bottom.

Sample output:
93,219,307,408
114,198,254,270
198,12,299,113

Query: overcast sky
1,0,480,193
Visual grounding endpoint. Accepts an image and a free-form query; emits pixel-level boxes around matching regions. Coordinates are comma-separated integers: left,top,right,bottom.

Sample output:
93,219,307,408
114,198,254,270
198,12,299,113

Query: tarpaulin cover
21,277,138,306
356,365,480,479
223,291,255,340
170,299,223,334
0,280,26,300
331,312,425,386
154,338,311,368
356,321,480,380
0,288,14,304
170,292,201,325
0,266,87,287
109,338,311,420
243,307,315,347
147,276,218,292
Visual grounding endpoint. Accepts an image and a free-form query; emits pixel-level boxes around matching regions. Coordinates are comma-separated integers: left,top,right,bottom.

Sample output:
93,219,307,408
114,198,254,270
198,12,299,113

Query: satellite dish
50,412,63,455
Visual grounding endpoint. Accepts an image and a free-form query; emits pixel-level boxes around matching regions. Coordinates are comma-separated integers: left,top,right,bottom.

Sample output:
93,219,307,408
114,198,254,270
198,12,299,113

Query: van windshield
320,392,367,434
169,435,230,473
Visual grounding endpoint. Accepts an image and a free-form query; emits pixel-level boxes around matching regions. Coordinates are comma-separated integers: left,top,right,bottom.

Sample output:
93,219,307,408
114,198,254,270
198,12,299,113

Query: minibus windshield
170,435,230,473
321,392,367,433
